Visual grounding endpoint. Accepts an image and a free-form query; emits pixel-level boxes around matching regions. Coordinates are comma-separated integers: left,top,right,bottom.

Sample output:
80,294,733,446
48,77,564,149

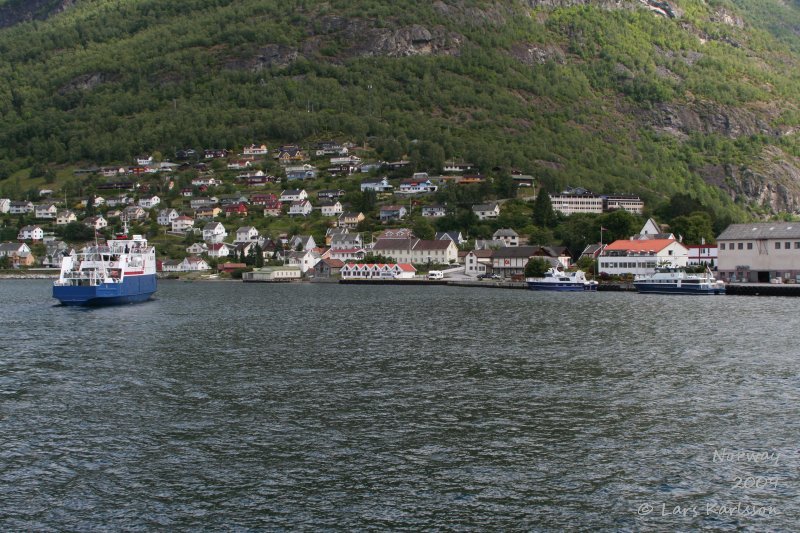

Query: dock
724,283,800,296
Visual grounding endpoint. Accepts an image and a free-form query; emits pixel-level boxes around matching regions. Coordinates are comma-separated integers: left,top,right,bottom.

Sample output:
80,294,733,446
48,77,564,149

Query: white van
427,270,444,280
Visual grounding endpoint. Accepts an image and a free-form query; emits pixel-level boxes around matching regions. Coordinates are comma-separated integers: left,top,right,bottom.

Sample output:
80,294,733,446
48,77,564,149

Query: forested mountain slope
1,0,799,220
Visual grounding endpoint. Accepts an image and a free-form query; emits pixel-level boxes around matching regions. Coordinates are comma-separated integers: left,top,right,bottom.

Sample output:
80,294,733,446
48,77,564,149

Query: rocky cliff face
701,147,800,213
0,0,74,29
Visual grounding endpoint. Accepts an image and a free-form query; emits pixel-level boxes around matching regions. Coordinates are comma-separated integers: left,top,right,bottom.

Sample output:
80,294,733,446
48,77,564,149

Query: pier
724,283,800,297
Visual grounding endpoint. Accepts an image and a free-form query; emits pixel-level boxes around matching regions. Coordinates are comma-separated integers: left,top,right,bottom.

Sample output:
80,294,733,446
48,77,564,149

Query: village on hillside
2,141,796,284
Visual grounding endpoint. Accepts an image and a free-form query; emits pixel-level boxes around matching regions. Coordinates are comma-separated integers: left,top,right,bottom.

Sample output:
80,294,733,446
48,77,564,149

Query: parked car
478,273,501,280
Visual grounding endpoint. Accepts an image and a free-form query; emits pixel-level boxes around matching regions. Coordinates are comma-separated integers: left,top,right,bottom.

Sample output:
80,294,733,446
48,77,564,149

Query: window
795,242,800,249
747,243,753,250
720,243,726,250
776,242,781,250
738,243,744,250
786,242,792,250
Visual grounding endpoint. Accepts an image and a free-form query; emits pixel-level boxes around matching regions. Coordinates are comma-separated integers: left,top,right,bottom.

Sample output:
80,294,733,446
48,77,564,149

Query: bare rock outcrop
647,101,778,138
700,147,800,212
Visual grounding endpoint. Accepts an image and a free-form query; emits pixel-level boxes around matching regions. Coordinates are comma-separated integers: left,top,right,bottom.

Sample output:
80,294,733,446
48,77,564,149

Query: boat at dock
526,268,598,291
633,267,725,295
52,232,156,306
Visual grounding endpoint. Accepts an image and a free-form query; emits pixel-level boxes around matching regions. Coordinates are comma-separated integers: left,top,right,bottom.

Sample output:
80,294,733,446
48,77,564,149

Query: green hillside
0,0,799,221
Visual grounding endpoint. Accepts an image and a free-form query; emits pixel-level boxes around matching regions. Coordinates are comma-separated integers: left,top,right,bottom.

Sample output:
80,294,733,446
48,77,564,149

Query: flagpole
597,226,604,279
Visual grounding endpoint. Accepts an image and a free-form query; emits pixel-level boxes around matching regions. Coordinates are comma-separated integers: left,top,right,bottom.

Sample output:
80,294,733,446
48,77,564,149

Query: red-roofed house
599,238,688,276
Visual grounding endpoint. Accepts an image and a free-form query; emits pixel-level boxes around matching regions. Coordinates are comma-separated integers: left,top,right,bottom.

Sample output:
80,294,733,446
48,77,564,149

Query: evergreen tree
532,191,556,228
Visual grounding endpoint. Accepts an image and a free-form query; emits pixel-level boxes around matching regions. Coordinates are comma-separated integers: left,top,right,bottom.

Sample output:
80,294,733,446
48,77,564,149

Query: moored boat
53,232,157,306
526,268,598,291
633,267,725,295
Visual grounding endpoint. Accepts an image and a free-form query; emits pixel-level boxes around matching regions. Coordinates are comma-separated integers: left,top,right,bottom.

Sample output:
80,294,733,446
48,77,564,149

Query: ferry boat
526,268,599,291
53,232,157,306
633,267,725,295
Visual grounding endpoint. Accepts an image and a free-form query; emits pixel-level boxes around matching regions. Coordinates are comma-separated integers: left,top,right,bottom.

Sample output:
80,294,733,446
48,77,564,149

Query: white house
136,155,154,166
491,246,566,277
83,215,108,231
10,201,34,214
285,249,320,273
472,203,500,220
280,189,308,203
360,177,393,193
289,199,313,216
464,250,493,277
235,226,259,243
398,177,437,194
422,205,447,217
139,195,161,209
17,225,44,241
171,216,195,233
180,256,211,271
493,229,519,247
0,198,10,213
186,242,208,255
35,204,58,219
207,242,232,258
288,234,317,251
157,208,180,226
320,200,343,217
0,242,31,258
379,205,407,222
599,238,689,276
202,222,227,243
56,210,77,226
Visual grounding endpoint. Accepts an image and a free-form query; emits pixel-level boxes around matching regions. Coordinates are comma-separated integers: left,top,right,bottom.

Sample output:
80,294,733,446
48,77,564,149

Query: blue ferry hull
53,274,157,306
527,282,597,291
634,282,725,295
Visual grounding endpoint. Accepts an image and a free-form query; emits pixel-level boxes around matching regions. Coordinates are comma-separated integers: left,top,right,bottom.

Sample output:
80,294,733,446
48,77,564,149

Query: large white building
598,238,688,276
717,223,800,283
603,195,644,214
371,238,458,265
549,193,603,215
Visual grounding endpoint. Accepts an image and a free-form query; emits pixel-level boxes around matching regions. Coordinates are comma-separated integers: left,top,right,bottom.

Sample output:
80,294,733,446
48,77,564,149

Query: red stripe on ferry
124,271,144,275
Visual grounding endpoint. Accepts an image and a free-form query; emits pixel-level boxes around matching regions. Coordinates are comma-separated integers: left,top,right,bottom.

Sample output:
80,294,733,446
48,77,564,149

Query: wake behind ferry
53,232,156,306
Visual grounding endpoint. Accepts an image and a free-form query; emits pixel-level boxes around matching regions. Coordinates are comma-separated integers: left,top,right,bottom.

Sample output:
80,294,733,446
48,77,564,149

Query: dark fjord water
1,280,799,530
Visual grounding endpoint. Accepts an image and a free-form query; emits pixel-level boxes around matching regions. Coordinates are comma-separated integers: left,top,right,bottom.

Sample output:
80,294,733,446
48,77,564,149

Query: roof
493,245,555,259
604,238,677,253
380,205,404,211
372,238,416,251
472,203,498,211
413,239,453,251
493,228,518,237
717,223,800,240
320,258,345,268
